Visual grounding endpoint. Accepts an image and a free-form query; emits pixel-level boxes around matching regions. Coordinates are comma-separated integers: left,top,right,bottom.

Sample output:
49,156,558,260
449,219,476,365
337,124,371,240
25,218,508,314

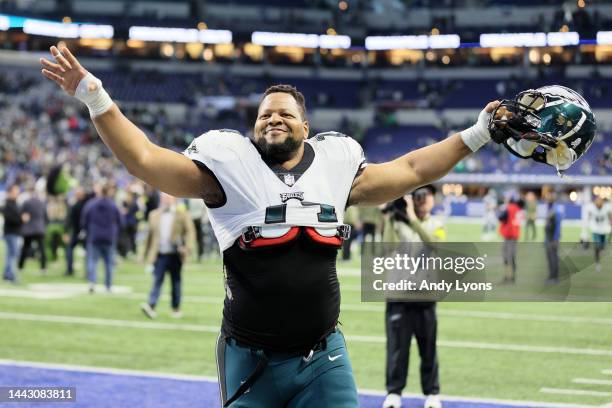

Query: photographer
381,186,445,408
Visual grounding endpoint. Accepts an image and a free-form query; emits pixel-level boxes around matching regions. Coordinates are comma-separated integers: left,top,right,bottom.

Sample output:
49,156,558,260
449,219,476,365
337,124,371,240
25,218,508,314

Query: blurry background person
481,189,498,241
381,185,445,408
18,185,47,275
81,184,123,293
342,205,360,261
140,193,195,319
64,187,91,277
498,195,524,284
2,184,23,283
187,197,206,262
360,206,383,243
524,191,538,241
545,192,563,284
118,190,140,259
144,185,160,221
46,194,68,263
586,195,612,272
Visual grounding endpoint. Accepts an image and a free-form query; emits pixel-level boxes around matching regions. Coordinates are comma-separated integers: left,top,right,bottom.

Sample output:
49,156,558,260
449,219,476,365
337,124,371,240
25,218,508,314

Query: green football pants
216,329,359,407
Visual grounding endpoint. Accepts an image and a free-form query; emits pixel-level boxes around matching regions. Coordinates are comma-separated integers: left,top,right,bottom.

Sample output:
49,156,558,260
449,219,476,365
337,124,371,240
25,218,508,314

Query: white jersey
587,202,612,235
183,129,365,251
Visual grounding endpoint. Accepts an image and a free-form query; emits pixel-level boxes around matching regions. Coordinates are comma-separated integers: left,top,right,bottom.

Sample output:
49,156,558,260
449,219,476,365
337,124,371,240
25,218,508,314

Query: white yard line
0,311,219,333
540,387,612,397
572,378,612,386
345,334,612,356
603,369,612,375
0,359,218,382
341,304,612,326
2,286,611,327
2,312,611,357
0,360,598,408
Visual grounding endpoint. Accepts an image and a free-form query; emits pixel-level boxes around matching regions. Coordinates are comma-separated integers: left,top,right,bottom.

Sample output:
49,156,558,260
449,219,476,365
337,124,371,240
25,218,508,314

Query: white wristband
460,107,493,152
75,72,113,118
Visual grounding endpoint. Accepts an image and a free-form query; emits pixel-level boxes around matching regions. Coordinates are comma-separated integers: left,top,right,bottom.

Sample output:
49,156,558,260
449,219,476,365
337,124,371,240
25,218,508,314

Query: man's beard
255,133,302,165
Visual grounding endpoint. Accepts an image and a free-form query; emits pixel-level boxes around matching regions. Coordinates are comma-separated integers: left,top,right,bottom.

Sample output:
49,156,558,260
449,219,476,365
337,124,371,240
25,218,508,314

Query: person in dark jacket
545,192,563,284
118,190,140,259
81,183,123,292
2,184,23,283
18,186,47,274
64,187,92,276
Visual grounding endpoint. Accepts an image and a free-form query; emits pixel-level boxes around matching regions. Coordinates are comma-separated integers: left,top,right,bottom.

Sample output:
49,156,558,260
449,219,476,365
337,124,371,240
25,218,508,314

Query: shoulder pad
310,131,349,141
217,129,243,136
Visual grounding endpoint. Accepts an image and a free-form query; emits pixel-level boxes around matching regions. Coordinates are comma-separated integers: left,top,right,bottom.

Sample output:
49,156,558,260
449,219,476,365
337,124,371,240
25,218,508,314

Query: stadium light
130,26,197,43
479,32,580,48
22,18,114,39
0,15,9,31
479,33,547,48
596,31,612,45
251,31,350,49
23,19,80,38
199,29,232,44
129,26,232,44
546,31,579,46
79,24,114,39
364,34,459,50
429,34,460,49
318,34,351,49
252,31,319,48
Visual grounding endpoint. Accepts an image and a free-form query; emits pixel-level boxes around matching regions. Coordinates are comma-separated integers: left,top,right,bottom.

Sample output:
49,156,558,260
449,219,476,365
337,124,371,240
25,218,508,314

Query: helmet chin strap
545,142,576,177
506,137,575,177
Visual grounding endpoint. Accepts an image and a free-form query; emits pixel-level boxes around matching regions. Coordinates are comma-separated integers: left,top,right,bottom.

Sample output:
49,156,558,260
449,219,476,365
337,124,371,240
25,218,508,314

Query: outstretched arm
40,45,220,201
349,101,500,206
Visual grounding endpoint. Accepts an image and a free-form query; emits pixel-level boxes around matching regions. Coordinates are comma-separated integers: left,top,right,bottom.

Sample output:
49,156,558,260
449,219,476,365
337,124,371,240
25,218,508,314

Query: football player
41,45,501,408
586,195,612,272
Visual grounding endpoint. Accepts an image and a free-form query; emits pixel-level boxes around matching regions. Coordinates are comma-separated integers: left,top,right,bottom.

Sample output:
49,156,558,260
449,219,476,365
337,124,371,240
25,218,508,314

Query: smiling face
253,91,309,164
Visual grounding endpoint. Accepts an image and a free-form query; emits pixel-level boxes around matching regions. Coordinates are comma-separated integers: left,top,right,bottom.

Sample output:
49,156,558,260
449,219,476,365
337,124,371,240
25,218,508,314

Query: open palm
40,45,88,96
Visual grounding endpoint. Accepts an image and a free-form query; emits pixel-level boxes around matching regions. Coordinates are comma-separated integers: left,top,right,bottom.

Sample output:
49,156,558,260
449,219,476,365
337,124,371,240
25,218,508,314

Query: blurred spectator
46,195,68,262
144,185,160,220
524,192,538,241
140,193,195,319
2,184,23,283
481,189,498,241
498,196,524,284
544,192,563,284
342,205,360,261
118,190,140,259
64,187,92,276
381,186,444,408
359,206,383,243
18,186,47,274
81,184,123,293
586,195,611,273
187,198,206,262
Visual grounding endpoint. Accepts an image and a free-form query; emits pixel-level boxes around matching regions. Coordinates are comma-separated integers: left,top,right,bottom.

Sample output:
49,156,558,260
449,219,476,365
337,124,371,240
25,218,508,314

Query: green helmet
489,85,597,173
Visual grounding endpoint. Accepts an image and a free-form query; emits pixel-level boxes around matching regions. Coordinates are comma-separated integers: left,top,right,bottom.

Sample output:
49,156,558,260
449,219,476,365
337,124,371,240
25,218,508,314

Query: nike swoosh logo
328,354,343,362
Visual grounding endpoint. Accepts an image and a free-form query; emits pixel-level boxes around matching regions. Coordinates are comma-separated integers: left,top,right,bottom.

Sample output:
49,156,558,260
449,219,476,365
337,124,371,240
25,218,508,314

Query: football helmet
489,85,596,173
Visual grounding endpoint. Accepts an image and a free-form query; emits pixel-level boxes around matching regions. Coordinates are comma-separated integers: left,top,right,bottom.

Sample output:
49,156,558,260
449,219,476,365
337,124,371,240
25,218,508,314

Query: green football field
1,221,611,406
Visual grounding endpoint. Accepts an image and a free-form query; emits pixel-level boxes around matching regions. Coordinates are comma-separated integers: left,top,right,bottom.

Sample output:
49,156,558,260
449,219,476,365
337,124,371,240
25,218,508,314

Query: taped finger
50,46,73,70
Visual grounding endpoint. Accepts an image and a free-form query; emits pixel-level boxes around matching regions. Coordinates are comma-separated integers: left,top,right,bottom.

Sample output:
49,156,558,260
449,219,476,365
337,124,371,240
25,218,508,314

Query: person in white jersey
586,195,612,272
